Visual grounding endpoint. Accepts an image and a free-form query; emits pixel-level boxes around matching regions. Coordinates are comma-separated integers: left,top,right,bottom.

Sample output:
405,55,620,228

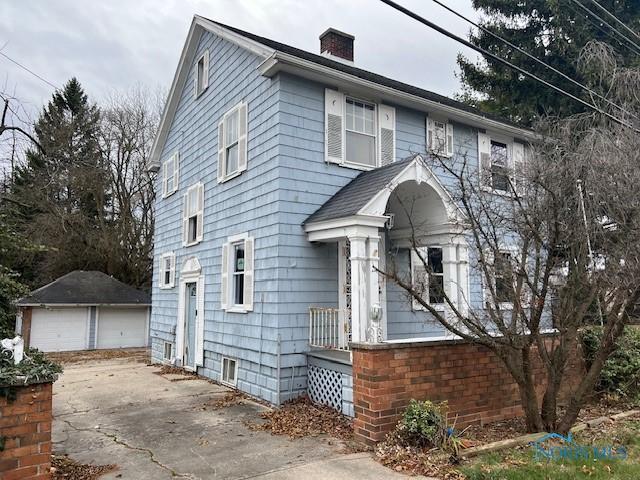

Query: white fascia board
18,303,151,308
259,52,536,141
148,16,274,171
304,215,388,242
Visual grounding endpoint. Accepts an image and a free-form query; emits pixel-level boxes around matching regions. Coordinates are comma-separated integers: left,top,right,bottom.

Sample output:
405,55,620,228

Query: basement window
163,342,173,362
221,357,238,386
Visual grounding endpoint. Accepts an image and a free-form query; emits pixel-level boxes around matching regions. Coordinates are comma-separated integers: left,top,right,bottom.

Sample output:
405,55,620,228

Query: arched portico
304,155,468,345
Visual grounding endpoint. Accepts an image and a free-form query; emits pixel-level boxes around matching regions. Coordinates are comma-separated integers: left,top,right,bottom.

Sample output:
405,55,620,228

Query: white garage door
97,307,148,349
30,308,88,352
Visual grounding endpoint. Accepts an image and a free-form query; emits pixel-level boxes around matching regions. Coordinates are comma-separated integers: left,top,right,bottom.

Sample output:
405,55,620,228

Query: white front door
183,282,198,369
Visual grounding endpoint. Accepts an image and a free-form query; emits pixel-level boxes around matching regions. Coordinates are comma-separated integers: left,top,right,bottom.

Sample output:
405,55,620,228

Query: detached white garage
16,271,151,352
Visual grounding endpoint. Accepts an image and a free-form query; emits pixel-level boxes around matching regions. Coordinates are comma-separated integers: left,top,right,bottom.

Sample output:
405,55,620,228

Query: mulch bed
245,396,354,441
51,454,117,479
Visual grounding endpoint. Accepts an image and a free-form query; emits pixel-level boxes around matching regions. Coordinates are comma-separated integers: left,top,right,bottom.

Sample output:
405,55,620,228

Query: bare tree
98,86,161,288
382,42,640,433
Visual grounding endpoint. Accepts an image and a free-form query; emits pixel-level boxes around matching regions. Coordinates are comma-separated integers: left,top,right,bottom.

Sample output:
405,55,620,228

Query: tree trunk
519,347,545,432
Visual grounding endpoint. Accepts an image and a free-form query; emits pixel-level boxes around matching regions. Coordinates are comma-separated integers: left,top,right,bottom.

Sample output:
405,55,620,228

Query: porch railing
309,307,350,351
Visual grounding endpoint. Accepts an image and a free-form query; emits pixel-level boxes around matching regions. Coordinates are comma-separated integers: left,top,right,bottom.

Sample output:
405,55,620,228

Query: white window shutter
237,102,248,173
220,243,229,310
202,50,209,90
411,249,427,311
193,65,198,98
173,153,179,193
217,120,225,183
196,184,204,242
325,88,344,164
159,255,165,288
426,117,434,153
162,161,168,196
378,105,395,166
512,142,525,194
478,132,492,187
243,237,255,311
182,193,189,246
195,275,205,366
446,122,454,157
482,249,495,309
169,254,176,288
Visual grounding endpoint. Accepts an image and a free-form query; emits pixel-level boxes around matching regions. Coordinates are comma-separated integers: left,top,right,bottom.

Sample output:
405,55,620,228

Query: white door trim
175,256,203,370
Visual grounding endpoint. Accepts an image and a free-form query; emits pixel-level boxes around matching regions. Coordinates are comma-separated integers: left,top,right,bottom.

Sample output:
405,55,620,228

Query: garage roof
16,271,151,306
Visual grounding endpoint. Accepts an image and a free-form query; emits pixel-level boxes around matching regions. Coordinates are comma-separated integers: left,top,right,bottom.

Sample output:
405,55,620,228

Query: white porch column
349,236,368,343
367,235,382,342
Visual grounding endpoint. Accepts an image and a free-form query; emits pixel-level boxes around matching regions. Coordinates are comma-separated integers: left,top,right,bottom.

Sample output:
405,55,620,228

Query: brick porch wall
351,339,582,444
0,382,53,479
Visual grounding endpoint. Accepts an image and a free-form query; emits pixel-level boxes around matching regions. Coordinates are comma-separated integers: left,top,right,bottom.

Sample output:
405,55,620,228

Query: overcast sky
1,0,482,122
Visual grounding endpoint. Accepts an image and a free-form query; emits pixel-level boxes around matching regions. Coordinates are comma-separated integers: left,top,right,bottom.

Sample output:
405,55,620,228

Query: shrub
0,347,62,387
397,399,447,448
581,326,640,401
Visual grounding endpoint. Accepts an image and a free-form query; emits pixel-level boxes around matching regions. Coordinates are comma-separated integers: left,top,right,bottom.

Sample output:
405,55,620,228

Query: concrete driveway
52,356,423,479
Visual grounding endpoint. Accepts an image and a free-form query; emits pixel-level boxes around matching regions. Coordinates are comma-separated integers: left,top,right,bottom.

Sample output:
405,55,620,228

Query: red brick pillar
0,382,53,479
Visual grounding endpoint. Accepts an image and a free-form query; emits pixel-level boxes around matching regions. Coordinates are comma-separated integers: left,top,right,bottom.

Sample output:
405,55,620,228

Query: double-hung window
345,97,376,167
490,141,510,193
162,153,179,198
427,118,453,157
182,183,204,246
221,233,255,312
218,102,248,182
494,251,513,304
411,246,446,310
194,50,209,98
159,252,176,289
478,133,519,194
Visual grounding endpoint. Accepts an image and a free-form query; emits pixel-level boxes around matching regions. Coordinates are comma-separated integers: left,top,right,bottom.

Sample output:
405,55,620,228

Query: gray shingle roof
305,156,415,224
17,271,150,306
209,19,527,131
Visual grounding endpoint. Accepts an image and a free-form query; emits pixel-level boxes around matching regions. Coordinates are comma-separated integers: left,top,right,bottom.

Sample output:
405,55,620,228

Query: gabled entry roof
16,271,150,307
305,157,415,224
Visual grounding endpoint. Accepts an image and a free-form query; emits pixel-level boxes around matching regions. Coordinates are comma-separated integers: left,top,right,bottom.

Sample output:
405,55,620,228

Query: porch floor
307,348,352,365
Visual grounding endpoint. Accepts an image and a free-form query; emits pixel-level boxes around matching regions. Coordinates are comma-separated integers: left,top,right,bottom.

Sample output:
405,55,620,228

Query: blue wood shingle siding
151,31,487,404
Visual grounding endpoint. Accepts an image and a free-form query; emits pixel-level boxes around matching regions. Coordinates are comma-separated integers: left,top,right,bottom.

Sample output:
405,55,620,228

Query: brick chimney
319,28,355,63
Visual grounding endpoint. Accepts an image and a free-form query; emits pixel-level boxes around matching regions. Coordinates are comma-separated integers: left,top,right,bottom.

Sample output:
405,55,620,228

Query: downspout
276,333,281,406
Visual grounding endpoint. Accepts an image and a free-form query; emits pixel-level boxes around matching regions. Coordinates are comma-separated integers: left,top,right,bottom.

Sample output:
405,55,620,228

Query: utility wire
568,0,640,54
0,51,58,90
428,0,638,121
588,0,640,42
378,0,638,131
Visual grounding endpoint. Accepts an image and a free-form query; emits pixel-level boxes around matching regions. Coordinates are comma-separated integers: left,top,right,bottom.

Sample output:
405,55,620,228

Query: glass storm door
184,282,197,368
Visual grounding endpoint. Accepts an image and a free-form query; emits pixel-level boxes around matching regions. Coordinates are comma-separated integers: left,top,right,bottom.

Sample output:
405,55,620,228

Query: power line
0,51,58,90
588,0,640,42
378,0,638,131
568,0,640,55
428,0,637,121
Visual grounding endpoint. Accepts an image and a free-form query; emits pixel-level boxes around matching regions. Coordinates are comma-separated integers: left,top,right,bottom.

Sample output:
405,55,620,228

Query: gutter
259,51,537,141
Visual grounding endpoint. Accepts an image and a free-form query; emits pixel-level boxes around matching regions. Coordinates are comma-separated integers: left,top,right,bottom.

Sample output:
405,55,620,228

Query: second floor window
218,102,248,183
183,183,204,246
345,97,376,167
232,242,245,306
490,141,510,193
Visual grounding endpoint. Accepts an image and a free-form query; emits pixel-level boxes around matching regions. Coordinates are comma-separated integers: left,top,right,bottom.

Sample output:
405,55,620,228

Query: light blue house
147,16,534,416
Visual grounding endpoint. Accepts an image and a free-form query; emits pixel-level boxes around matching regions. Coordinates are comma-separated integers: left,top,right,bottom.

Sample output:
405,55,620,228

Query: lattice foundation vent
308,365,342,411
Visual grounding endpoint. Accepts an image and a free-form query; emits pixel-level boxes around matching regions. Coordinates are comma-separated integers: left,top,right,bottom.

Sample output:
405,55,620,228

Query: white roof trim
147,16,274,171
259,52,536,141
359,155,464,223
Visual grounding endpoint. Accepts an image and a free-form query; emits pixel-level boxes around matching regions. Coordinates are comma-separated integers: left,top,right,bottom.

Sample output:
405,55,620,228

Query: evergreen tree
457,0,640,125
8,78,110,286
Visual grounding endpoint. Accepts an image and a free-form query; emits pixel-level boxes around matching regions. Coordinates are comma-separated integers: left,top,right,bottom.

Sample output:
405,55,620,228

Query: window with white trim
162,153,179,198
163,342,173,361
194,50,209,98
183,183,204,246
159,252,176,289
494,251,513,304
427,118,453,157
217,102,248,183
411,246,446,310
490,140,510,192
221,357,238,386
220,233,254,312
345,97,376,167
478,133,528,195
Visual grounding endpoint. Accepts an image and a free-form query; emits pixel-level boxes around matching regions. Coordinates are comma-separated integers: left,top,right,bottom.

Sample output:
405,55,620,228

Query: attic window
194,50,209,98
